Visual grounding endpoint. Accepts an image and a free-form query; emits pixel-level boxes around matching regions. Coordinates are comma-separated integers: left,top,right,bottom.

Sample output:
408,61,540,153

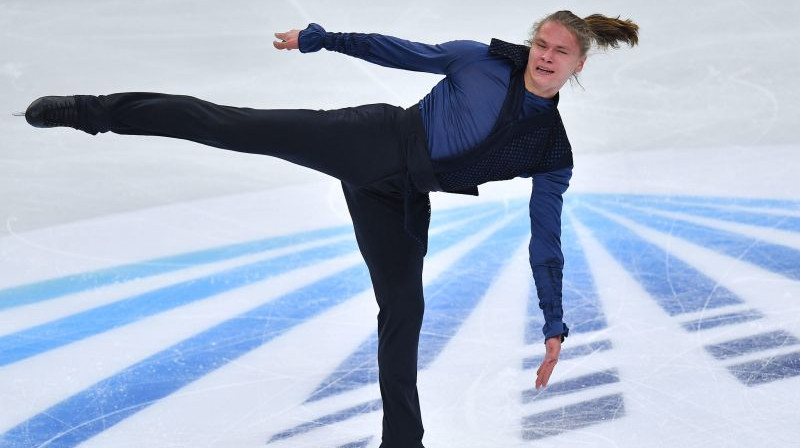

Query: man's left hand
535,336,562,389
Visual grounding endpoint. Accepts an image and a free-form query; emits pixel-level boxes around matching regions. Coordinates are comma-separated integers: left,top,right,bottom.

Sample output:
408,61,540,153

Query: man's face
525,21,587,98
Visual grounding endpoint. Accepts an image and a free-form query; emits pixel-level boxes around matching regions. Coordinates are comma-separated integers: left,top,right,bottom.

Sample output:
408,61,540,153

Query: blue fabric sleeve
529,166,572,342
298,23,480,75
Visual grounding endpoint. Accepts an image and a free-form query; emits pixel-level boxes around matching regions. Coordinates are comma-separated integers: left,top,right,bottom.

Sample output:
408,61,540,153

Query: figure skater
21,10,638,448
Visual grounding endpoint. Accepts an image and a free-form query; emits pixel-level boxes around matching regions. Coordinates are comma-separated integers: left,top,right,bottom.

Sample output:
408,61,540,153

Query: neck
523,69,558,99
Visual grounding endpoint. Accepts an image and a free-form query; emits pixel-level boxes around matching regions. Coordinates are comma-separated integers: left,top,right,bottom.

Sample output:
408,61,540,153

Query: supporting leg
342,181,429,448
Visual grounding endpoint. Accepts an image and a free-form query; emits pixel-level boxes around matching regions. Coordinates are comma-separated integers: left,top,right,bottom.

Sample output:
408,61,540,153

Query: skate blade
12,112,25,117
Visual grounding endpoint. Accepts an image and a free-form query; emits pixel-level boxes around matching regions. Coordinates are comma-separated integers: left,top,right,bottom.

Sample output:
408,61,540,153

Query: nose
539,48,554,62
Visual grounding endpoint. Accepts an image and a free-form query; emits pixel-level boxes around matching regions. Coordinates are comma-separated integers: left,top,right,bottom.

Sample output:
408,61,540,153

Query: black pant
80,93,428,448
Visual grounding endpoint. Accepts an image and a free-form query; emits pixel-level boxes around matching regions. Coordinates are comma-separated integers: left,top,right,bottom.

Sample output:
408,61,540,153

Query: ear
574,55,587,74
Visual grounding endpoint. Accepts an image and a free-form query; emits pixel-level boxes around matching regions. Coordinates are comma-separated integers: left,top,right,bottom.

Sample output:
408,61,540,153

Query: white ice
1,1,799,447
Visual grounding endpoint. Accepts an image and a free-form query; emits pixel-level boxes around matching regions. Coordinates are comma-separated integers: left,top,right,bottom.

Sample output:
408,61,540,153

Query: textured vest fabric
432,39,574,195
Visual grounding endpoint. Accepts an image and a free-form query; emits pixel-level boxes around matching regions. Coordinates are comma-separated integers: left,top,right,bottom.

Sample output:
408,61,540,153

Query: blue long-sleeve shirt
300,24,570,341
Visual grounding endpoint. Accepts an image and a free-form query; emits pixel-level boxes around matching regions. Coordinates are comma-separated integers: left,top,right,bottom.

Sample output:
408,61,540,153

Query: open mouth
536,66,554,75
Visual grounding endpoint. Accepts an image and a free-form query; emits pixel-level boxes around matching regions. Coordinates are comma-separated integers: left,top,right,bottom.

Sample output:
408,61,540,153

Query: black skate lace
44,99,78,127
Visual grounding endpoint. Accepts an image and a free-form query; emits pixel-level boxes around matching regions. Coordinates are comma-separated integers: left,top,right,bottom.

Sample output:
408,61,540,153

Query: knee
376,297,425,338
374,278,424,313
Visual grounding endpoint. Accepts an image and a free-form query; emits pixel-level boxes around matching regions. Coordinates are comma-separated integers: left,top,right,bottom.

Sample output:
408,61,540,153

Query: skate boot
24,96,80,129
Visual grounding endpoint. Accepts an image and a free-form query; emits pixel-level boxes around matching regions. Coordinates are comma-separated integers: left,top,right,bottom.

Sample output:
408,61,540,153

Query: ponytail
583,14,639,51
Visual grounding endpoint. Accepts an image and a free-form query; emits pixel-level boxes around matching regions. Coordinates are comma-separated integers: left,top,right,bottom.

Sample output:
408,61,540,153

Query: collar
488,38,530,70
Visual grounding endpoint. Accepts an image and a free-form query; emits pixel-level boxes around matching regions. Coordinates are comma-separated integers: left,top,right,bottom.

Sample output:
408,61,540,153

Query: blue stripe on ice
521,369,619,403
0,204,497,367
571,204,742,315
728,351,800,386
602,194,800,211
595,199,800,281
682,309,763,332
705,330,800,360
309,336,378,402
605,195,800,233
0,264,375,448
0,201,493,313
304,211,507,402
522,339,613,370
521,393,625,440
525,213,605,344
0,240,357,367
0,226,352,311
304,211,527,403
336,437,374,448
418,210,529,365
268,400,382,442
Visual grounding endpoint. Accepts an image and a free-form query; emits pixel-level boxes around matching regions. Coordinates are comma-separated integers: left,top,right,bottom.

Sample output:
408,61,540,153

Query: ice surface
1,1,799,447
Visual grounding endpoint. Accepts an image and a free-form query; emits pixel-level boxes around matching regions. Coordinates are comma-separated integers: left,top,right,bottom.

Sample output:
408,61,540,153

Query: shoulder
440,40,517,75
437,40,489,59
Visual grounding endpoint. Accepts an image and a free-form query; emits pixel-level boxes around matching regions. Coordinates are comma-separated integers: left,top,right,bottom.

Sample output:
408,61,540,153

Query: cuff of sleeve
298,23,326,53
543,321,569,342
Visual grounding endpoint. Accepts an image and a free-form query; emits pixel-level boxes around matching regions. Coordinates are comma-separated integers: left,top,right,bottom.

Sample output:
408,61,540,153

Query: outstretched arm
529,166,572,388
273,23,484,75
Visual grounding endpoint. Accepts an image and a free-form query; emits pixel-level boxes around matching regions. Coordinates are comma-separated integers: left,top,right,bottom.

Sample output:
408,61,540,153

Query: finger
536,364,554,389
274,31,287,40
536,357,558,388
536,366,548,388
273,39,293,50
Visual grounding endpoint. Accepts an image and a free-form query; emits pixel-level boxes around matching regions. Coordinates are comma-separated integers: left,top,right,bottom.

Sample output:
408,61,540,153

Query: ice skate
23,95,80,129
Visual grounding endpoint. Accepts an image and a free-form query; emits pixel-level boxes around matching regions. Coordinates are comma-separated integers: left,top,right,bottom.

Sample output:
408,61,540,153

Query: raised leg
78,93,407,187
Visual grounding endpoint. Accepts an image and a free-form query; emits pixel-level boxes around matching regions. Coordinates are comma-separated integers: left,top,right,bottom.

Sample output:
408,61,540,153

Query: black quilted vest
431,39,574,195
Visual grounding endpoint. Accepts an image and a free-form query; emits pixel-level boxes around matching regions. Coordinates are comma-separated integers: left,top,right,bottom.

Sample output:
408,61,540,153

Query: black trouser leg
342,181,428,448
78,93,406,187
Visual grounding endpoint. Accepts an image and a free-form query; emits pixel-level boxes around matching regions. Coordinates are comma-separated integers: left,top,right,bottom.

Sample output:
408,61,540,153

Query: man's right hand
273,29,300,50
